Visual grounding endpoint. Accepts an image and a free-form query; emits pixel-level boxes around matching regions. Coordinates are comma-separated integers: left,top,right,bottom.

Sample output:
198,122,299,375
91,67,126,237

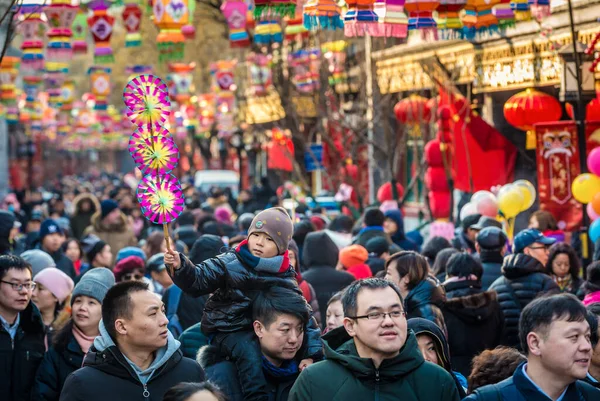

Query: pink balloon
477,196,499,217
588,202,600,221
588,148,600,176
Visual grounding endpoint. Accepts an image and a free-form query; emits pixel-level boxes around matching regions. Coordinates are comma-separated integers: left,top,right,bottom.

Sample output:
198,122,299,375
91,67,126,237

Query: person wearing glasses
112,256,146,283
0,255,46,401
289,278,460,401
489,229,559,349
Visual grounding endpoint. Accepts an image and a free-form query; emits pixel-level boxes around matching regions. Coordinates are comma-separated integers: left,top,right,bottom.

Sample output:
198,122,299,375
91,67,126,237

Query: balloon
590,218,600,242
471,190,496,205
498,188,524,218
476,196,499,217
588,202,600,221
460,202,477,221
572,173,600,204
593,192,600,215
513,180,536,211
588,147,600,176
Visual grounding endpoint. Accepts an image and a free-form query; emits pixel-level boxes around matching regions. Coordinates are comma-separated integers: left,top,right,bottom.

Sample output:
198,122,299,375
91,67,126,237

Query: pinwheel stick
163,223,173,275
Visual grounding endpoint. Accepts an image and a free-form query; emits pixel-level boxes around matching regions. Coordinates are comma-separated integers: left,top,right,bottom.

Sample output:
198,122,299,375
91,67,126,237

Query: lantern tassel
254,3,296,18
526,130,536,150
303,15,344,30
125,33,142,47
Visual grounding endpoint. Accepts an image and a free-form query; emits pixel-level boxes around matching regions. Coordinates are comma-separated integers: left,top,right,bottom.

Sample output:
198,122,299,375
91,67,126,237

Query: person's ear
343,317,357,337
527,332,543,357
115,319,127,336
475,243,481,254
523,247,532,257
253,320,265,338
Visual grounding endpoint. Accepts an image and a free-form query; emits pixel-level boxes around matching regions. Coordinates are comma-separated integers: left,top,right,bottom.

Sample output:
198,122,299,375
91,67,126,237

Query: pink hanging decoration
344,0,379,37
373,0,409,38
16,3,45,73
221,0,251,48
529,0,550,21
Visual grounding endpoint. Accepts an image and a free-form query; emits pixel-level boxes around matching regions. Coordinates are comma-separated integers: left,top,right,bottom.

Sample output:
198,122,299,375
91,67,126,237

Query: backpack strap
167,285,183,317
473,384,503,401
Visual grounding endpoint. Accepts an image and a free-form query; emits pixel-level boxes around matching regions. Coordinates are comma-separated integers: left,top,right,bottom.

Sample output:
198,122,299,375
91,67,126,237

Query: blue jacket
384,209,419,251
464,362,599,401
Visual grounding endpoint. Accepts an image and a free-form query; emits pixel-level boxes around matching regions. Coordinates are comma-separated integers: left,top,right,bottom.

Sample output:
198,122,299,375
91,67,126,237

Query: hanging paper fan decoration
129,130,179,175
123,75,171,127
16,3,45,72
86,0,116,64
436,0,466,38
462,0,499,39
344,0,379,37
303,0,344,31
137,173,185,224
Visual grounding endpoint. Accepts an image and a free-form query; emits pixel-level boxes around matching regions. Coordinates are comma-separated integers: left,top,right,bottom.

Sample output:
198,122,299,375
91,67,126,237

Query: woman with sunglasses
112,255,146,283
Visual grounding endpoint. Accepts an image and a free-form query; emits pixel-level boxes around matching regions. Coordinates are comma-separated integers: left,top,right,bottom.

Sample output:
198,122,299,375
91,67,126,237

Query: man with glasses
289,278,460,401
0,255,46,401
489,229,559,348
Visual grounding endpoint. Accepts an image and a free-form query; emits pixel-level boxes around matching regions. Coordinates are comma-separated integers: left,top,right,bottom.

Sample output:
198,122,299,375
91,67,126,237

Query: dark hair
328,215,355,234
468,346,526,392
584,261,600,294
145,231,165,259
253,286,310,328
163,382,228,401
197,215,217,234
61,238,83,260
422,236,452,265
178,211,196,227
518,293,588,354
0,255,32,280
385,251,429,291
292,220,315,248
546,243,581,282
363,207,385,227
446,253,483,280
431,248,459,278
237,214,254,232
530,210,558,232
586,308,599,348
342,278,403,318
327,290,344,307
102,281,149,341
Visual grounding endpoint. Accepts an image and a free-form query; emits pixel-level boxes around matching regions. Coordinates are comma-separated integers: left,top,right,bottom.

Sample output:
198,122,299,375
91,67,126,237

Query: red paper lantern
377,181,405,202
566,98,600,121
394,94,432,125
425,138,443,166
503,88,562,150
429,191,451,219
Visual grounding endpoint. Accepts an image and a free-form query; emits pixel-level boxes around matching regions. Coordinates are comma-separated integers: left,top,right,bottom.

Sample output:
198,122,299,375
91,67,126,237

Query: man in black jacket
0,254,46,401
38,219,76,279
352,207,391,247
60,281,204,401
586,303,600,389
476,227,508,290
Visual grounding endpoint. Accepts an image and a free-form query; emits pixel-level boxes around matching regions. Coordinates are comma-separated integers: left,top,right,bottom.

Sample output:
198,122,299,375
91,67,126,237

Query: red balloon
377,182,405,202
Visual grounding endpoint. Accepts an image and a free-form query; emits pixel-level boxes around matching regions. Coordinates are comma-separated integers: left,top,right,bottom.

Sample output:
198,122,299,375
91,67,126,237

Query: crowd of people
1,175,600,401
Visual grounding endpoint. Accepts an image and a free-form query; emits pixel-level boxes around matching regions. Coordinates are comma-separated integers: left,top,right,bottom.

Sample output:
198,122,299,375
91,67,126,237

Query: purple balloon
587,147,600,176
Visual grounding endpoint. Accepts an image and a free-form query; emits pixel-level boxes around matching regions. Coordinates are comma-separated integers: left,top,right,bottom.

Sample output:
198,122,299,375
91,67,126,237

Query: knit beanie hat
248,207,293,254
82,235,107,264
339,245,369,268
71,267,115,304
21,249,56,277
33,267,74,303
214,206,232,224
39,219,61,240
100,199,119,220
116,247,147,263
113,256,145,282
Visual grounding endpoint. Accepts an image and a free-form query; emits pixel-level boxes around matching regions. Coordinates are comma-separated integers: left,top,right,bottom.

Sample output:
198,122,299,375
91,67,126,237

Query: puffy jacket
32,323,85,401
464,362,599,401
489,254,559,348
404,276,447,335
288,326,460,401
59,323,205,401
171,250,323,359
70,193,100,240
301,232,355,327
83,212,137,265
479,250,504,290
178,323,210,360
199,345,299,401
366,256,386,276
442,280,504,377
162,286,206,332
297,277,321,326
0,302,46,401
352,226,392,248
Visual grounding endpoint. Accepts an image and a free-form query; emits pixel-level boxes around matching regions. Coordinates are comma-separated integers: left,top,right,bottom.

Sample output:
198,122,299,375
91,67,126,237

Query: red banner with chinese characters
535,121,582,231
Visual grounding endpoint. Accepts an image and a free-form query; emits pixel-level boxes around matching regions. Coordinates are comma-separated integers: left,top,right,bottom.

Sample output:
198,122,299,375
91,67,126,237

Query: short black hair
102,281,149,341
518,293,588,354
178,211,196,227
422,236,452,264
237,214,254,232
163,382,227,401
587,303,600,348
446,253,484,280
253,286,310,328
0,255,32,280
342,278,403,318
431,248,459,278
328,215,355,234
363,207,385,227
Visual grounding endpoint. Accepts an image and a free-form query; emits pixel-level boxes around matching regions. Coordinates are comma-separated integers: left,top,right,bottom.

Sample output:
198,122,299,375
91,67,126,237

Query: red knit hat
113,256,145,282
339,245,369,268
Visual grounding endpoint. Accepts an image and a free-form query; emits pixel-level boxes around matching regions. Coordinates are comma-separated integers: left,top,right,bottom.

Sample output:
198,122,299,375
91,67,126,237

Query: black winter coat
352,227,391,248
173,225,200,251
479,251,504,290
366,256,386,276
32,325,85,401
405,276,447,335
442,280,504,376
489,254,559,348
59,344,204,401
301,232,355,327
0,302,46,401
162,286,206,332
42,246,77,280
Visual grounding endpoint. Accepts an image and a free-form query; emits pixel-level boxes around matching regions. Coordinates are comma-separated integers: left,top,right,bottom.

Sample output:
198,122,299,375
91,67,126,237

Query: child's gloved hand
299,358,314,371
164,245,181,273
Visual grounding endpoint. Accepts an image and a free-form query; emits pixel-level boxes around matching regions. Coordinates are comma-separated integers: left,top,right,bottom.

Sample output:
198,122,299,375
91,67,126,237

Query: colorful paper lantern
462,0,500,39
123,0,143,47
211,61,237,137
285,2,310,41
16,3,45,73
72,11,89,54
565,99,600,122
404,0,439,36
289,48,321,93
493,0,515,30
510,0,531,21
436,0,466,37
153,0,190,62
221,0,251,48
373,0,409,38
322,41,347,85
247,54,273,96
394,95,432,126
167,62,196,104
87,0,116,64
44,0,78,63
303,0,344,30
254,20,283,44
529,0,550,21
0,57,21,125
503,88,562,150
254,0,296,19
88,66,111,110
344,0,379,37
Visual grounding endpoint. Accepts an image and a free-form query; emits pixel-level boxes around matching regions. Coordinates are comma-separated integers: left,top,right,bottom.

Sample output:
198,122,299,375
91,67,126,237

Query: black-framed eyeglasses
347,311,406,321
122,274,144,281
0,280,36,292
528,245,550,251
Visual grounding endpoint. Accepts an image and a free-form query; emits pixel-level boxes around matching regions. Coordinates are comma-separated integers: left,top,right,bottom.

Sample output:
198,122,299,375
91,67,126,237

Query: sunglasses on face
122,273,144,281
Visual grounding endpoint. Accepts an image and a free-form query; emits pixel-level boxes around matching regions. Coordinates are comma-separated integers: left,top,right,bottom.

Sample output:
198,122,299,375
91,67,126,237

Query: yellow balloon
498,189,524,218
514,180,536,211
572,174,600,204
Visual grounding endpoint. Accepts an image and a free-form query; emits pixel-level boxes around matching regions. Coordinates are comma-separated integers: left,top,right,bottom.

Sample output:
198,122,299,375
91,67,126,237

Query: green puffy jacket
178,323,210,360
289,327,460,401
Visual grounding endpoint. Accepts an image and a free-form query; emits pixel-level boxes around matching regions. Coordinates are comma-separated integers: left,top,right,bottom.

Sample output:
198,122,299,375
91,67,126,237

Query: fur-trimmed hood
444,290,500,324
72,193,100,216
88,210,129,233
196,345,222,369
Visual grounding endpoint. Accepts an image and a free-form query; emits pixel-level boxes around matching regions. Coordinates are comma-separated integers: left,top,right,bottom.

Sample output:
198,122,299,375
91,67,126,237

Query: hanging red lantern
503,88,562,150
566,98,600,121
394,94,432,125
377,181,404,202
122,0,143,47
